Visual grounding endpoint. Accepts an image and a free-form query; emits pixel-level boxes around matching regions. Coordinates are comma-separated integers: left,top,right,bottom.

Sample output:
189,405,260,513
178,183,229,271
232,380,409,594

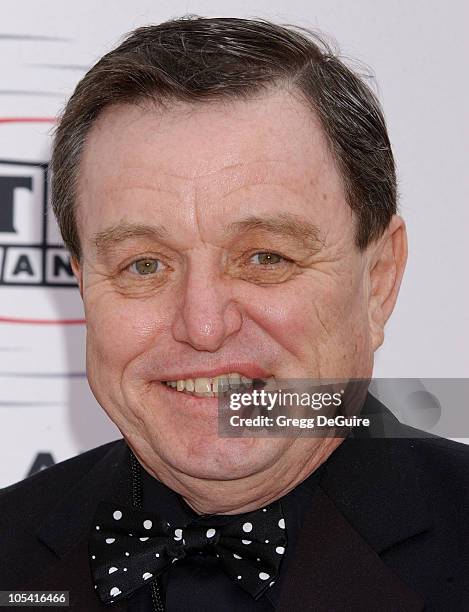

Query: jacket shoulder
410,434,469,483
0,439,123,530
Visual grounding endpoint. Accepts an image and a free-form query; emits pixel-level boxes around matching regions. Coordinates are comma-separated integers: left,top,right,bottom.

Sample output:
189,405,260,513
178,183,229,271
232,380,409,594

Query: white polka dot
108,567,118,574
129,533,133,537
233,553,242,559
242,522,253,533
155,553,160,557
143,519,152,530
139,537,149,542
257,558,260,561
174,528,183,541
259,572,270,581
113,510,122,520
276,546,285,554
237,575,242,579
242,539,252,545
143,572,153,580
262,508,267,512
265,539,269,543
278,518,285,529
123,568,127,572
206,528,216,538
110,587,121,597
94,585,97,590
95,525,100,530
91,555,96,560
125,552,130,557
105,538,115,544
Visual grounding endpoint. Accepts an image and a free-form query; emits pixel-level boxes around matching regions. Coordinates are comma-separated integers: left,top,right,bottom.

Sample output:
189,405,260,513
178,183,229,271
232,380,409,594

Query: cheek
84,293,168,371
242,280,350,338
242,274,369,360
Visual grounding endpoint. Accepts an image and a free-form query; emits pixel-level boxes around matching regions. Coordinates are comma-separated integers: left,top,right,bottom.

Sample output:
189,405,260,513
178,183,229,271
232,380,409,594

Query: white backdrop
0,0,467,488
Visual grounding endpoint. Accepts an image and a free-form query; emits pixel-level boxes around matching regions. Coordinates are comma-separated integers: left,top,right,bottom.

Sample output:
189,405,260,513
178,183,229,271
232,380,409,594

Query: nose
171,257,243,352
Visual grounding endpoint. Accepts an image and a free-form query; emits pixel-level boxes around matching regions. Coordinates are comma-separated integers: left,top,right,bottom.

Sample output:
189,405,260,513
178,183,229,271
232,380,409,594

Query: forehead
76,89,349,245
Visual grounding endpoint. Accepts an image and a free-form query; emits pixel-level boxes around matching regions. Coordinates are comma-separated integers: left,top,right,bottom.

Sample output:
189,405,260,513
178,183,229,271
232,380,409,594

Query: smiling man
76,89,373,509
1,15,468,612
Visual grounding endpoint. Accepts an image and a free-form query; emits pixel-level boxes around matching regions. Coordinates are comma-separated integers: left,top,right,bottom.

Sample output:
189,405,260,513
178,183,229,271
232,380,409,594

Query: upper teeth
164,372,254,395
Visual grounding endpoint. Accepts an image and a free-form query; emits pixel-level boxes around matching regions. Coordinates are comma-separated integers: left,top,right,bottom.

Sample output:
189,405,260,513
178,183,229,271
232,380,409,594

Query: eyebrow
94,213,325,256
224,213,325,252
94,223,170,256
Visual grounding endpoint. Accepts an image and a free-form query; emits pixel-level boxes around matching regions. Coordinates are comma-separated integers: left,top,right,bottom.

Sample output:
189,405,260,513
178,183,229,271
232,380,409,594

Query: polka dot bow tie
89,499,288,605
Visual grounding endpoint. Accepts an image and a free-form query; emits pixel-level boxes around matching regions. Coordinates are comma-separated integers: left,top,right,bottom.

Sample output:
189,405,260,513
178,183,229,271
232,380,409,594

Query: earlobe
368,215,408,350
70,256,84,298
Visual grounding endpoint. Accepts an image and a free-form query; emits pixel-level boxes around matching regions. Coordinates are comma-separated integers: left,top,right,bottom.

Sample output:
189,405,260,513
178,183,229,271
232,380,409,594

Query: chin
163,436,283,481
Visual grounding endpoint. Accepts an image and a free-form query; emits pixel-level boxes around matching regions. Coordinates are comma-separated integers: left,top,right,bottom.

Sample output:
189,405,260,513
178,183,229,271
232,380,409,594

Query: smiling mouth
161,374,271,398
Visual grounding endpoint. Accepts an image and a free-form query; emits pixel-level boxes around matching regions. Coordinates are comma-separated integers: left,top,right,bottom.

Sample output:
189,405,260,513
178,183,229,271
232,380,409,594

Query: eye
250,252,285,265
128,258,162,275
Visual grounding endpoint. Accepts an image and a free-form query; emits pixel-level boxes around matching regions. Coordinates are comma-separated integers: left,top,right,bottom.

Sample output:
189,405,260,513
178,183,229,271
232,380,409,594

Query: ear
70,256,84,299
367,215,408,351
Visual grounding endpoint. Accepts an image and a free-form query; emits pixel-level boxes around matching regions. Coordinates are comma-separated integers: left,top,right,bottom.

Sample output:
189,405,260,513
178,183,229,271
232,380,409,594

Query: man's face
74,89,380,483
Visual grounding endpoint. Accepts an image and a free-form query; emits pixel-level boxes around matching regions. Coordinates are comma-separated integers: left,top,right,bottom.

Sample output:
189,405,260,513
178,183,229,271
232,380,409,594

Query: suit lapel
23,439,131,611
276,487,424,611
277,394,430,611
21,537,127,611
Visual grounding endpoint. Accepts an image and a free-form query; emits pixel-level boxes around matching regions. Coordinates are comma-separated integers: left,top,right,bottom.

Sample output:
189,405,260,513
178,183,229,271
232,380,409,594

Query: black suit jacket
1,394,469,611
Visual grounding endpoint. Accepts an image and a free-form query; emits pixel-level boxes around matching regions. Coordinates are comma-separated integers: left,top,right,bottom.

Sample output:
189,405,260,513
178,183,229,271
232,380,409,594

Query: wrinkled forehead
78,89,343,195
75,90,352,249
